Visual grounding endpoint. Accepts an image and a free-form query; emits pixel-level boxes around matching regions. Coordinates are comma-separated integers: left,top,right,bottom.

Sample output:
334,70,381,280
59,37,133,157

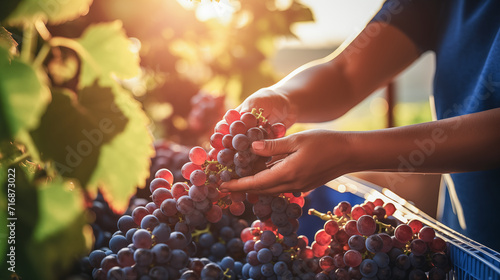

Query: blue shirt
373,0,500,252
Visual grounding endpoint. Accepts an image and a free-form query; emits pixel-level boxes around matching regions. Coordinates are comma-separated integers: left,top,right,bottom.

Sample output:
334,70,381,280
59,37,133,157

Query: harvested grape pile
83,109,451,280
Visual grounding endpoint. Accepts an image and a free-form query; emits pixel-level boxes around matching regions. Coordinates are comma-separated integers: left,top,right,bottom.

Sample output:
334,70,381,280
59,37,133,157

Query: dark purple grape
133,248,153,266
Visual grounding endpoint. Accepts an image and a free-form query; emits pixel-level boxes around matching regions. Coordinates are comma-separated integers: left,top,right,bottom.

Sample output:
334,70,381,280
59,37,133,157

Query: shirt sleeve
371,0,445,53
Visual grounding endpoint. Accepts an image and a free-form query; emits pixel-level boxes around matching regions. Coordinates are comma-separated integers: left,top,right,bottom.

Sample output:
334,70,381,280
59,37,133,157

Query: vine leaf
0,164,38,280
77,21,140,89
0,46,50,142
5,0,93,25
0,172,88,280
87,80,154,213
27,178,87,280
30,85,128,188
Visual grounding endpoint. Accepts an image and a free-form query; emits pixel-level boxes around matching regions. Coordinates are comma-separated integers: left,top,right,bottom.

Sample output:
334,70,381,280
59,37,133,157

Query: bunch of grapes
305,199,450,279
180,108,286,217
81,107,451,280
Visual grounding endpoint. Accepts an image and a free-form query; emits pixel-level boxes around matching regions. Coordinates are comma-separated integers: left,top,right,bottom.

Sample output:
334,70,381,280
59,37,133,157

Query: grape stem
308,208,338,222
251,108,267,123
223,268,232,278
375,219,393,233
191,224,211,241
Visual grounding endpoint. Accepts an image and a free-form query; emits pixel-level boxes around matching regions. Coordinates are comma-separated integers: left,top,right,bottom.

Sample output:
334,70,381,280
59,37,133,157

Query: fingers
219,160,291,193
251,136,297,157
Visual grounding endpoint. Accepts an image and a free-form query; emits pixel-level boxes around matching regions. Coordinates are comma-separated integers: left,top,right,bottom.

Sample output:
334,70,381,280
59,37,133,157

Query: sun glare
176,0,236,22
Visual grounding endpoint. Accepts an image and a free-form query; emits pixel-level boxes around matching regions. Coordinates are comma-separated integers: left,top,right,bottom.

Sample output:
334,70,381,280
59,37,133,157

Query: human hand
237,88,298,128
219,129,355,194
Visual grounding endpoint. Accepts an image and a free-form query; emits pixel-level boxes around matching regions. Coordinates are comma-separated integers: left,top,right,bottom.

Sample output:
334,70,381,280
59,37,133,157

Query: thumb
251,136,297,157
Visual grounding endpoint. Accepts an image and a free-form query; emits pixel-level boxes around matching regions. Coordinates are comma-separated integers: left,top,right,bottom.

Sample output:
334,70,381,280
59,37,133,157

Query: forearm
271,22,419,123
350,108,500,173
272,58,360,123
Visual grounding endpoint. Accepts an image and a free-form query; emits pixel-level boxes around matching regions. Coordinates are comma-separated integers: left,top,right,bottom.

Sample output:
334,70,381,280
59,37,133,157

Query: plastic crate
298,175,500,280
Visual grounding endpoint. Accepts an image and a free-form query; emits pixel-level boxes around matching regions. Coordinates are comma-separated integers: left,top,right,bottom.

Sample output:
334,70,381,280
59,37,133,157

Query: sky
288,0,385,47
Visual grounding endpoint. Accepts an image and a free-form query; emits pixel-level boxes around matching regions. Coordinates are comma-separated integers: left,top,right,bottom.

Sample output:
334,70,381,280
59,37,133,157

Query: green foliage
5,0,93,25
87,81,154,213
0,46,50,142
27,178,87,280
77,21,141,88
0,0,154,278
30,86,128,187
0,167,87,280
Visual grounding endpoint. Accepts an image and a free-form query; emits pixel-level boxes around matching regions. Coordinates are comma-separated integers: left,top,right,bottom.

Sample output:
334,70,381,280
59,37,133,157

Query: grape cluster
306,199,450,279
179,108,287,218
208,108,286,179
82,108,451,280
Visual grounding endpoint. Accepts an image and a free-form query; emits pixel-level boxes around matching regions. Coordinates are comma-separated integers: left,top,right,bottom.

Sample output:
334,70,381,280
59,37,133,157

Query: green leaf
0,164,39,280
0,164,87,280
0,27,18,55
88,81,154,213
30,85,128,187
77,21,140,88
27,179,87,280
0,166,6,275
0,46,50,142
6,0,92,25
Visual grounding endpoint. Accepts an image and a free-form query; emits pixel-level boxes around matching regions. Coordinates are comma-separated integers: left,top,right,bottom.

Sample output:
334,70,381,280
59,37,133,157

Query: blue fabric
372,0,500,252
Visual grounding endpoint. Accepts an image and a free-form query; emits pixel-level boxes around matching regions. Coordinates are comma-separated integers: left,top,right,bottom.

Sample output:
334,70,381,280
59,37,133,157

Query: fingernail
252,141,264,150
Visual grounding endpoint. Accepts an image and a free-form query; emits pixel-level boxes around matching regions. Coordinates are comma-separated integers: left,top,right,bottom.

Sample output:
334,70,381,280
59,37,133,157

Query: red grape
152,188,173,206
394,224,413,243
181,162,202,181
149,178,171,193
189,146,207,165
205,204,222,223
418,226,436,243
350,205,366,220
324,220,340,236
319,256,335,271
224,109,240,125
210,132,224,149
314,229,332,246
154,168,174,185
408,219,423,234
357,215,376,236
343,249,363,267
189,169,207,187
430,236,447,252
229,201,245,216
410,238,428,255
229,120,247,135
240,112,258,128
214,120,230,134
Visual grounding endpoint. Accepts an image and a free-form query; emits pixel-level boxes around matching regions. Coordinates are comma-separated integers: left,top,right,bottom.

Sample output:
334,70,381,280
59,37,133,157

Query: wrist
343,132,365,173
268,86,299,127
